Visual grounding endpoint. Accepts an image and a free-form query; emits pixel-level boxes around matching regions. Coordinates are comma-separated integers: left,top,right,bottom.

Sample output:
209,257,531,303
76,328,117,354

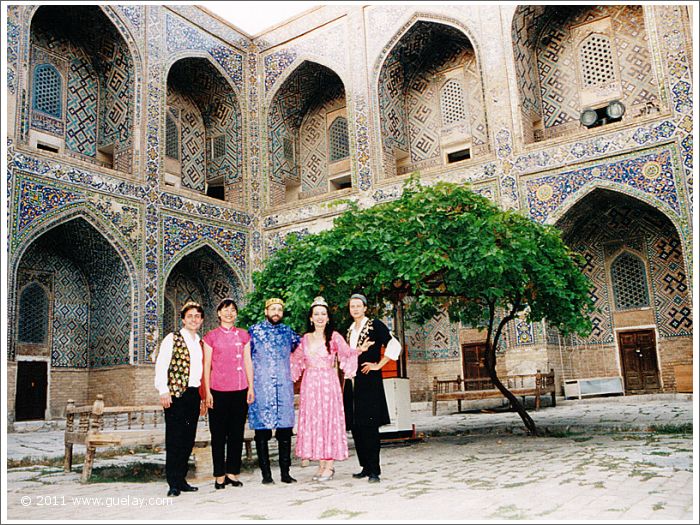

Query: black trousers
164,387,201,489
351,424,381,476
254,427,293,442
209,389,248,477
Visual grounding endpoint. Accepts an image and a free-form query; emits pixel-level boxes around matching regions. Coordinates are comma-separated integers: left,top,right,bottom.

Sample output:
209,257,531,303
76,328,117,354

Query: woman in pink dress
291,296,365,482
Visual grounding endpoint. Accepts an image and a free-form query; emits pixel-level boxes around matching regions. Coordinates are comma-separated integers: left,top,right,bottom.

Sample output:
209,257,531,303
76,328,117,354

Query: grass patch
647,451,671,456
543,429,585,438
7,445,159,469
88,462,164,483
652,502,665,511
648,423,692,434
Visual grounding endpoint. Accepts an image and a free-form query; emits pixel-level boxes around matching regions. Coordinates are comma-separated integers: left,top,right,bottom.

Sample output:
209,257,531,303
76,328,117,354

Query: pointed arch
265,55,348,105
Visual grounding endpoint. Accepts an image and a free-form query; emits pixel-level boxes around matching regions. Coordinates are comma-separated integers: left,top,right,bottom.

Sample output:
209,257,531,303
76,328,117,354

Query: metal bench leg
432,396,437,416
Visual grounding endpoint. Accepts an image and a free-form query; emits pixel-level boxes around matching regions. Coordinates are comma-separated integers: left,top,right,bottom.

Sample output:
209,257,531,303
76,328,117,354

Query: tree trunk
484,363,540,436
484,321,540,436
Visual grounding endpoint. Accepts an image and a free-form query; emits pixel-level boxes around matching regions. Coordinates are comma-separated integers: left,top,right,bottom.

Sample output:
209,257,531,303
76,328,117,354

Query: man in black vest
344,293,401,483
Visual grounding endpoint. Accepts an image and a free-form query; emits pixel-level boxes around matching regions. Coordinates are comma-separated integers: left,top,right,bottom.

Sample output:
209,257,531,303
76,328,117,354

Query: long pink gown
291,331,358,461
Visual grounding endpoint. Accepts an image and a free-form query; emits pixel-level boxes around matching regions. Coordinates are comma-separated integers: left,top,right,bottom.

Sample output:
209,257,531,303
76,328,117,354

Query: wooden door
15,361,48,421
462,343,490,380
618,330,660,392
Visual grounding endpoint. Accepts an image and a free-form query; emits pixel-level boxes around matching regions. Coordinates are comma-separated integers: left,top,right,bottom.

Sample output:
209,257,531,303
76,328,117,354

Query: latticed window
165,107,179,160
18,282,49,344
328,117,349,162
611,252,650,310
32,64,62,118
579,34,616,87
440,79,467,126
211,135,226,160
162,298,175,337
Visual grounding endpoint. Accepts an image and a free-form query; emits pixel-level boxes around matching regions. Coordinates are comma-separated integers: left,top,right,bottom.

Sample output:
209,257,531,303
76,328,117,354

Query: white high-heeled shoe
317,468,335,482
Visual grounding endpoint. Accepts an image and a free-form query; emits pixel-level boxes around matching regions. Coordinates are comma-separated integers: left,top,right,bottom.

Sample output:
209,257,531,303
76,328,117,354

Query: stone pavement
3,394,696,521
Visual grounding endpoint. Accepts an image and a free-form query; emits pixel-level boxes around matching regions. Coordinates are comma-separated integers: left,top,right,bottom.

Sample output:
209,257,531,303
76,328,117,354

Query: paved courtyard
3,394,696,521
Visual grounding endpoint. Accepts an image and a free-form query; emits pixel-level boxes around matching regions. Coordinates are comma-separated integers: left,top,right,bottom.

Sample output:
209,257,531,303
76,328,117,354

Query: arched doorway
554,188,692,393
14,217,133,419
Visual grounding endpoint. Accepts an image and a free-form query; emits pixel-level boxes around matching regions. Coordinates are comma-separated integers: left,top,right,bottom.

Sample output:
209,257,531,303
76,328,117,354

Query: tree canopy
239,177,594,434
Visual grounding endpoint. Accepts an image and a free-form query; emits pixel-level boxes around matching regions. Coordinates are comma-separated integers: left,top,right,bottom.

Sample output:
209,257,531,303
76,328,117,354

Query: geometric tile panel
65,57,98,157
405,309,460,361
648,233,692,337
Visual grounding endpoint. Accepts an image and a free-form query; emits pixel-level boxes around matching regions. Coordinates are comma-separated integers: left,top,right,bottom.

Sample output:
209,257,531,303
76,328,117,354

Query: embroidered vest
346,319,373,352
167,331,191,398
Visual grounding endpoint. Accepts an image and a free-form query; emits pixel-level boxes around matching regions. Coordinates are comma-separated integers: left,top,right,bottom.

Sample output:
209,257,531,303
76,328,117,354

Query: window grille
211,135,226,160
328,117,349,162
32,64,62,118
18,282,49,344
579,34,616,87
611,252,650,310
165,108,179,160
162,298,175,337
440,79,466,126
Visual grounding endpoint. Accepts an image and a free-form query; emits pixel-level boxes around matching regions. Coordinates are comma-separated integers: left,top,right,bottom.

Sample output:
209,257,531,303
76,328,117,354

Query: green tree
240,177,594,435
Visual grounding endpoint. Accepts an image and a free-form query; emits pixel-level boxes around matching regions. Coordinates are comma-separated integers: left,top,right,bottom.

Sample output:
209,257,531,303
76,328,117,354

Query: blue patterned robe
248,320,301,430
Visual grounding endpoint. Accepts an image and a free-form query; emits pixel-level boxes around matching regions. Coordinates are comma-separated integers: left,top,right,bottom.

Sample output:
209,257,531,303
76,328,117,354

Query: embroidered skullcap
265,297,285,308
349,293,367,306
310,296,328,308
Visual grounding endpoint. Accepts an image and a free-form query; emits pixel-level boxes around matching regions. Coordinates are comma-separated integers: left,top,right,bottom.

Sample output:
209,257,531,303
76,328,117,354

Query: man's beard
266,314,282,325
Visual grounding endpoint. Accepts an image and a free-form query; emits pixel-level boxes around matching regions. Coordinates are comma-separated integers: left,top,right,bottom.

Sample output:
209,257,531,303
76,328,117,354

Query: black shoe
280,473,297,484
368,475,380,483
179,483,199,492
262,477,275,485
214,479,226,490
167,487,181,497
225,477,243,487
352,470,369,479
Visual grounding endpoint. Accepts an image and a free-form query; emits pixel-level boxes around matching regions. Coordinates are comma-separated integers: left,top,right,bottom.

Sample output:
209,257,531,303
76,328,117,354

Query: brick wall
658,336,693,391
50,368,89,418
7,361,17,425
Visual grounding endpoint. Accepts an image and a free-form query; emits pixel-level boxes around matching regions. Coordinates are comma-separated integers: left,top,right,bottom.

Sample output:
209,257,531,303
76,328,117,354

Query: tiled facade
5,5,693,418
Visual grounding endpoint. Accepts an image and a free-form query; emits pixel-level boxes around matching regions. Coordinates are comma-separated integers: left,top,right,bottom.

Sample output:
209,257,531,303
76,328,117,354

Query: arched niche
28,5,136,172
164,57,243,205
267,60,349,207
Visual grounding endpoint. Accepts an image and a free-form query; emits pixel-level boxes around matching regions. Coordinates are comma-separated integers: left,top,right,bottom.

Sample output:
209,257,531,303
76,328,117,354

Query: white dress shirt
154,328,203,395
349,317,402,361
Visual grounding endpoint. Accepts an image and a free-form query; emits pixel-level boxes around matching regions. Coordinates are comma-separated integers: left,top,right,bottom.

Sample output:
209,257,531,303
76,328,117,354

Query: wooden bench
432,369,556,416
64,394,254,482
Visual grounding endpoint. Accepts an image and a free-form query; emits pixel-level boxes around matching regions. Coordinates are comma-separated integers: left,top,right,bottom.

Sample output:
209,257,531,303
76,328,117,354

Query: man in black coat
344,293,401,483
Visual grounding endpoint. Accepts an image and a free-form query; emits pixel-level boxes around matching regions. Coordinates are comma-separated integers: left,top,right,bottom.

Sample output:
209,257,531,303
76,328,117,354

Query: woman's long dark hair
306,305,334,353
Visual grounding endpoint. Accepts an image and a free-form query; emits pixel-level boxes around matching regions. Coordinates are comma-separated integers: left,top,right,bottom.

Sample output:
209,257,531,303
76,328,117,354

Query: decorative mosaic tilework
405,310,460,361
165,14,243,92
571,244,613,345
162,214,247,275
266,228,310,255
65,57,98,157
248,43,262,212
264,50,297,93
7,12,20,94
116,5,142,32
352,95,373,191
13,176,142,264
525,146,682,224
167,5,249,50
648,232,692,337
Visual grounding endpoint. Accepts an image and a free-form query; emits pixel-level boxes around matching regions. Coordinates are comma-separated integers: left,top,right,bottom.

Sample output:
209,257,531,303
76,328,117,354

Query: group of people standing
153,293,401,496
